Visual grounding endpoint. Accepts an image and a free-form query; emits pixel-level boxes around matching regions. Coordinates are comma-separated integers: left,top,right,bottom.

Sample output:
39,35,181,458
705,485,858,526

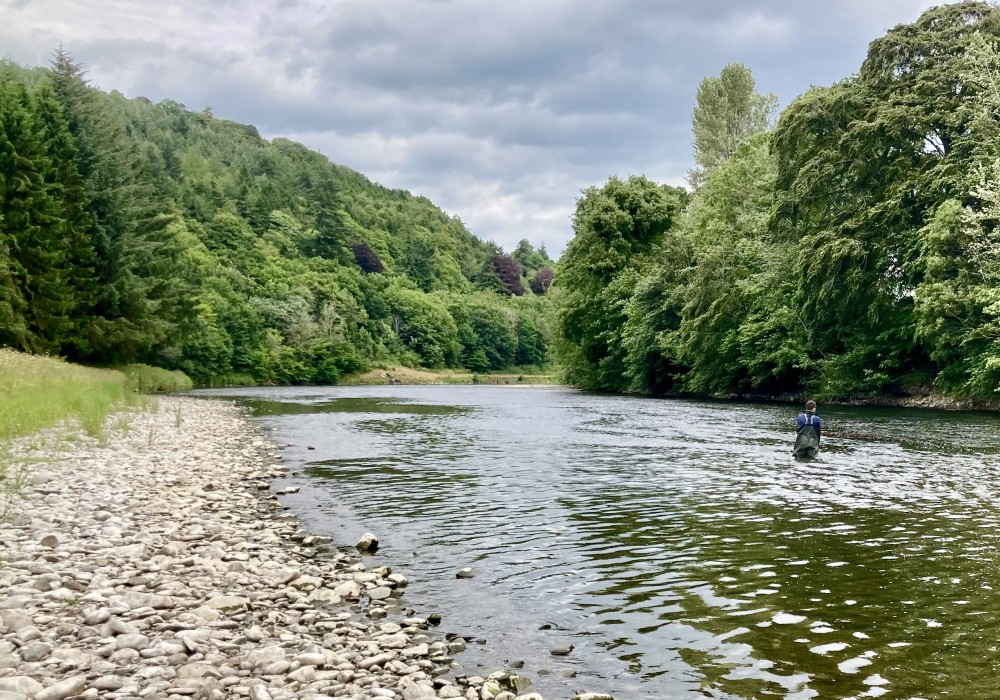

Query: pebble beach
0,397,609,700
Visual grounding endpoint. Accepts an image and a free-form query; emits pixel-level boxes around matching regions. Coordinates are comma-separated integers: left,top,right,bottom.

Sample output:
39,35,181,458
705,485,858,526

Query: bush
123,364,194,393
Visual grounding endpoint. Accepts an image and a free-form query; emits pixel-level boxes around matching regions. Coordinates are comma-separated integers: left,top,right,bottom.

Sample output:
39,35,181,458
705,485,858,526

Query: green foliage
689,63,777,188
557,6,1000,402
0,54,554,385
0,349,133,441
384,283,460,368
554,175,687,391
123,364,194,393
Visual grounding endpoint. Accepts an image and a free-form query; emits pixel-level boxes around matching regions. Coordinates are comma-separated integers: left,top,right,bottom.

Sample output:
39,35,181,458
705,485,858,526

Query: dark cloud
1,0,942,252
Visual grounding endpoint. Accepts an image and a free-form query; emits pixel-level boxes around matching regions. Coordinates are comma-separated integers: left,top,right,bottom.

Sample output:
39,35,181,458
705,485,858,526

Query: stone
83,608,111,626
456,568,475,579
91,676,127,691
115,633,150,651
34,676,87,700
39,533,60,548
0,610,31,632
356,532,379,553
367,586,392,601
0,678,43,697
248,687,273,700
550,644,574,656
571,695,614,700
19,641,53,662
205,595,249,611
356,651,396,670
379,633,409,649
333,581,361,599
293,652,325,667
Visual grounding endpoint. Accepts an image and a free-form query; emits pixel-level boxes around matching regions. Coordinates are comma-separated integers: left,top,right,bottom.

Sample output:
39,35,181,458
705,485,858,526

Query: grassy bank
0,350,135,441
339,366,560,386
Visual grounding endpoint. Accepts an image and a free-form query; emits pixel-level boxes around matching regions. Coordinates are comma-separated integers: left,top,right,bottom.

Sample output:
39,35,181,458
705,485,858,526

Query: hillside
0,53,554,384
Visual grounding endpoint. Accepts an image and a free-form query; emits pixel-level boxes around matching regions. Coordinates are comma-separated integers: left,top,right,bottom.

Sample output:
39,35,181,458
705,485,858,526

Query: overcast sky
2,0,944,254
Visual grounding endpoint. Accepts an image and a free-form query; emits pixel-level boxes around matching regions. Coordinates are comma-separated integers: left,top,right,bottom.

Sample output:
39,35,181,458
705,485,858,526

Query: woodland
554,3,1000,400
0,52,554,384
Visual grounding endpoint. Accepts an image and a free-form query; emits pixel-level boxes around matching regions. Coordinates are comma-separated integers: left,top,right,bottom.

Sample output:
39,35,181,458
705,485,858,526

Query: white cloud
0,0,946,253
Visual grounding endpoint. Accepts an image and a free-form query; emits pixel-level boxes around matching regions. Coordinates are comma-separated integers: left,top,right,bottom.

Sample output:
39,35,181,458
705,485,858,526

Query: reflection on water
195,385,1000,699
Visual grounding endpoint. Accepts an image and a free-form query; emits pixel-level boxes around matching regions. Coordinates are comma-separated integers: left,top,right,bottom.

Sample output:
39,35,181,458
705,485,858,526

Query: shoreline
0,397,582,700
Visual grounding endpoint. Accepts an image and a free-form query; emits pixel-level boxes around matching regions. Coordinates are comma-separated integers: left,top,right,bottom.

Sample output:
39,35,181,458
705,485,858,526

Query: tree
352,242,384,273
491,253,525,296
555,175,686,390
530,267,554,295
689,63,777,188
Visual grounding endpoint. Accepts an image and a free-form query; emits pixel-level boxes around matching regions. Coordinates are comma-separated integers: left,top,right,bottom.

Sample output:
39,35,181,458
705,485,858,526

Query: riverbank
339,367,559,387
0,397,579,700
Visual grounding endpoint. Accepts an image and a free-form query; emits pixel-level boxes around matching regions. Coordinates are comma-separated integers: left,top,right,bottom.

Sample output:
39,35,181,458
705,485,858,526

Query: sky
1,0,945,254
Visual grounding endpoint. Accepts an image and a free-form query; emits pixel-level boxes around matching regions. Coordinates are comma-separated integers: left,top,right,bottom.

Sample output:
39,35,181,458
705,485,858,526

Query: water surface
196,385,1000,699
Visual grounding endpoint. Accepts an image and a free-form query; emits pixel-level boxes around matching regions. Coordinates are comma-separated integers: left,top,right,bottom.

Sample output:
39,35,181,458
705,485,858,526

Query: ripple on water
193,385,1000,700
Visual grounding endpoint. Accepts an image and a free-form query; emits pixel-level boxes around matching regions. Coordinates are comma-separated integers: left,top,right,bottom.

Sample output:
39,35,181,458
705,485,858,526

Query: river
196,384,1000,699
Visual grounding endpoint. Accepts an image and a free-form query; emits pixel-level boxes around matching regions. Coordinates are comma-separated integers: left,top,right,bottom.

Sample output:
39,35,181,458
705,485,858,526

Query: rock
293,652,325,667
368,586,392,601
82,607,111,626
115,633,150,651
91,676,127,691
550,644,574,656
204,595,249,611
427,612,442,625
456,568,475,579
571,695,614,700
333,581,361,599
356,532,379,553
357,651,396,670
378,633,409,649
19,641,53,662
0,610,31,632
35,676,87,700
0,691,27,700
39,533,60,548
242,646,286,670
248,687,273,700
0,678,43,697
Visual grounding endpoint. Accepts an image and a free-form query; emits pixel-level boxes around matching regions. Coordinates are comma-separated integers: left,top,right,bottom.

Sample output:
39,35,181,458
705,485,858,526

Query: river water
197,385,1000,699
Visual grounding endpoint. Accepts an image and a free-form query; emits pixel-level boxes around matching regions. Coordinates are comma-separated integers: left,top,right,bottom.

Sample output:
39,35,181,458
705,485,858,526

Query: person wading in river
793,400,822,459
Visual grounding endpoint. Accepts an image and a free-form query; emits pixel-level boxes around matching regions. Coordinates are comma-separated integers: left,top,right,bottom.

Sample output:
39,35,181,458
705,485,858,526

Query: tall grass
0,350,136,441
0,350,141,516
122,364,193,394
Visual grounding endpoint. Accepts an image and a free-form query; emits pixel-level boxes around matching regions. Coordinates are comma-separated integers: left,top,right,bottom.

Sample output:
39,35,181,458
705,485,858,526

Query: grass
0,349,145,517
122,363,194,393
0,350,137,442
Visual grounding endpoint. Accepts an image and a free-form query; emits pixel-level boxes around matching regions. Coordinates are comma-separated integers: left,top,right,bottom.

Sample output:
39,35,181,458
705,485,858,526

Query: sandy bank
0,398,599,700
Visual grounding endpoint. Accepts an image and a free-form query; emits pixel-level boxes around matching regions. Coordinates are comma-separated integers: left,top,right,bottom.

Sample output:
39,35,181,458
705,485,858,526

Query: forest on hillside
0,53,555,385
554,3,1000,401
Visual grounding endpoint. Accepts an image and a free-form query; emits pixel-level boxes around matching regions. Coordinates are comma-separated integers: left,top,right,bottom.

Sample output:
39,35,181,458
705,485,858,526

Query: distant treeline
554,3,1000,401
0,52,555,384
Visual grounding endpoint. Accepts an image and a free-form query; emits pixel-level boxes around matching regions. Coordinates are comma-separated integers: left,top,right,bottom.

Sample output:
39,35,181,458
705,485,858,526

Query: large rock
115,633,150,651
35,676,87,700
0,678,43,697
356,532,379,553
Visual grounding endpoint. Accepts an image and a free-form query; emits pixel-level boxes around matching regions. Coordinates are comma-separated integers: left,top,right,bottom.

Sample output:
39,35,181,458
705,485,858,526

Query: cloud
0,0,944,254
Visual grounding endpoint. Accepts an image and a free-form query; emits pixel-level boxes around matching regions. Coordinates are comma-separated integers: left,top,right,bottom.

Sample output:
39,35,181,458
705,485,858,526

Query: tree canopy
0,54,553,383
555,3,1000,402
